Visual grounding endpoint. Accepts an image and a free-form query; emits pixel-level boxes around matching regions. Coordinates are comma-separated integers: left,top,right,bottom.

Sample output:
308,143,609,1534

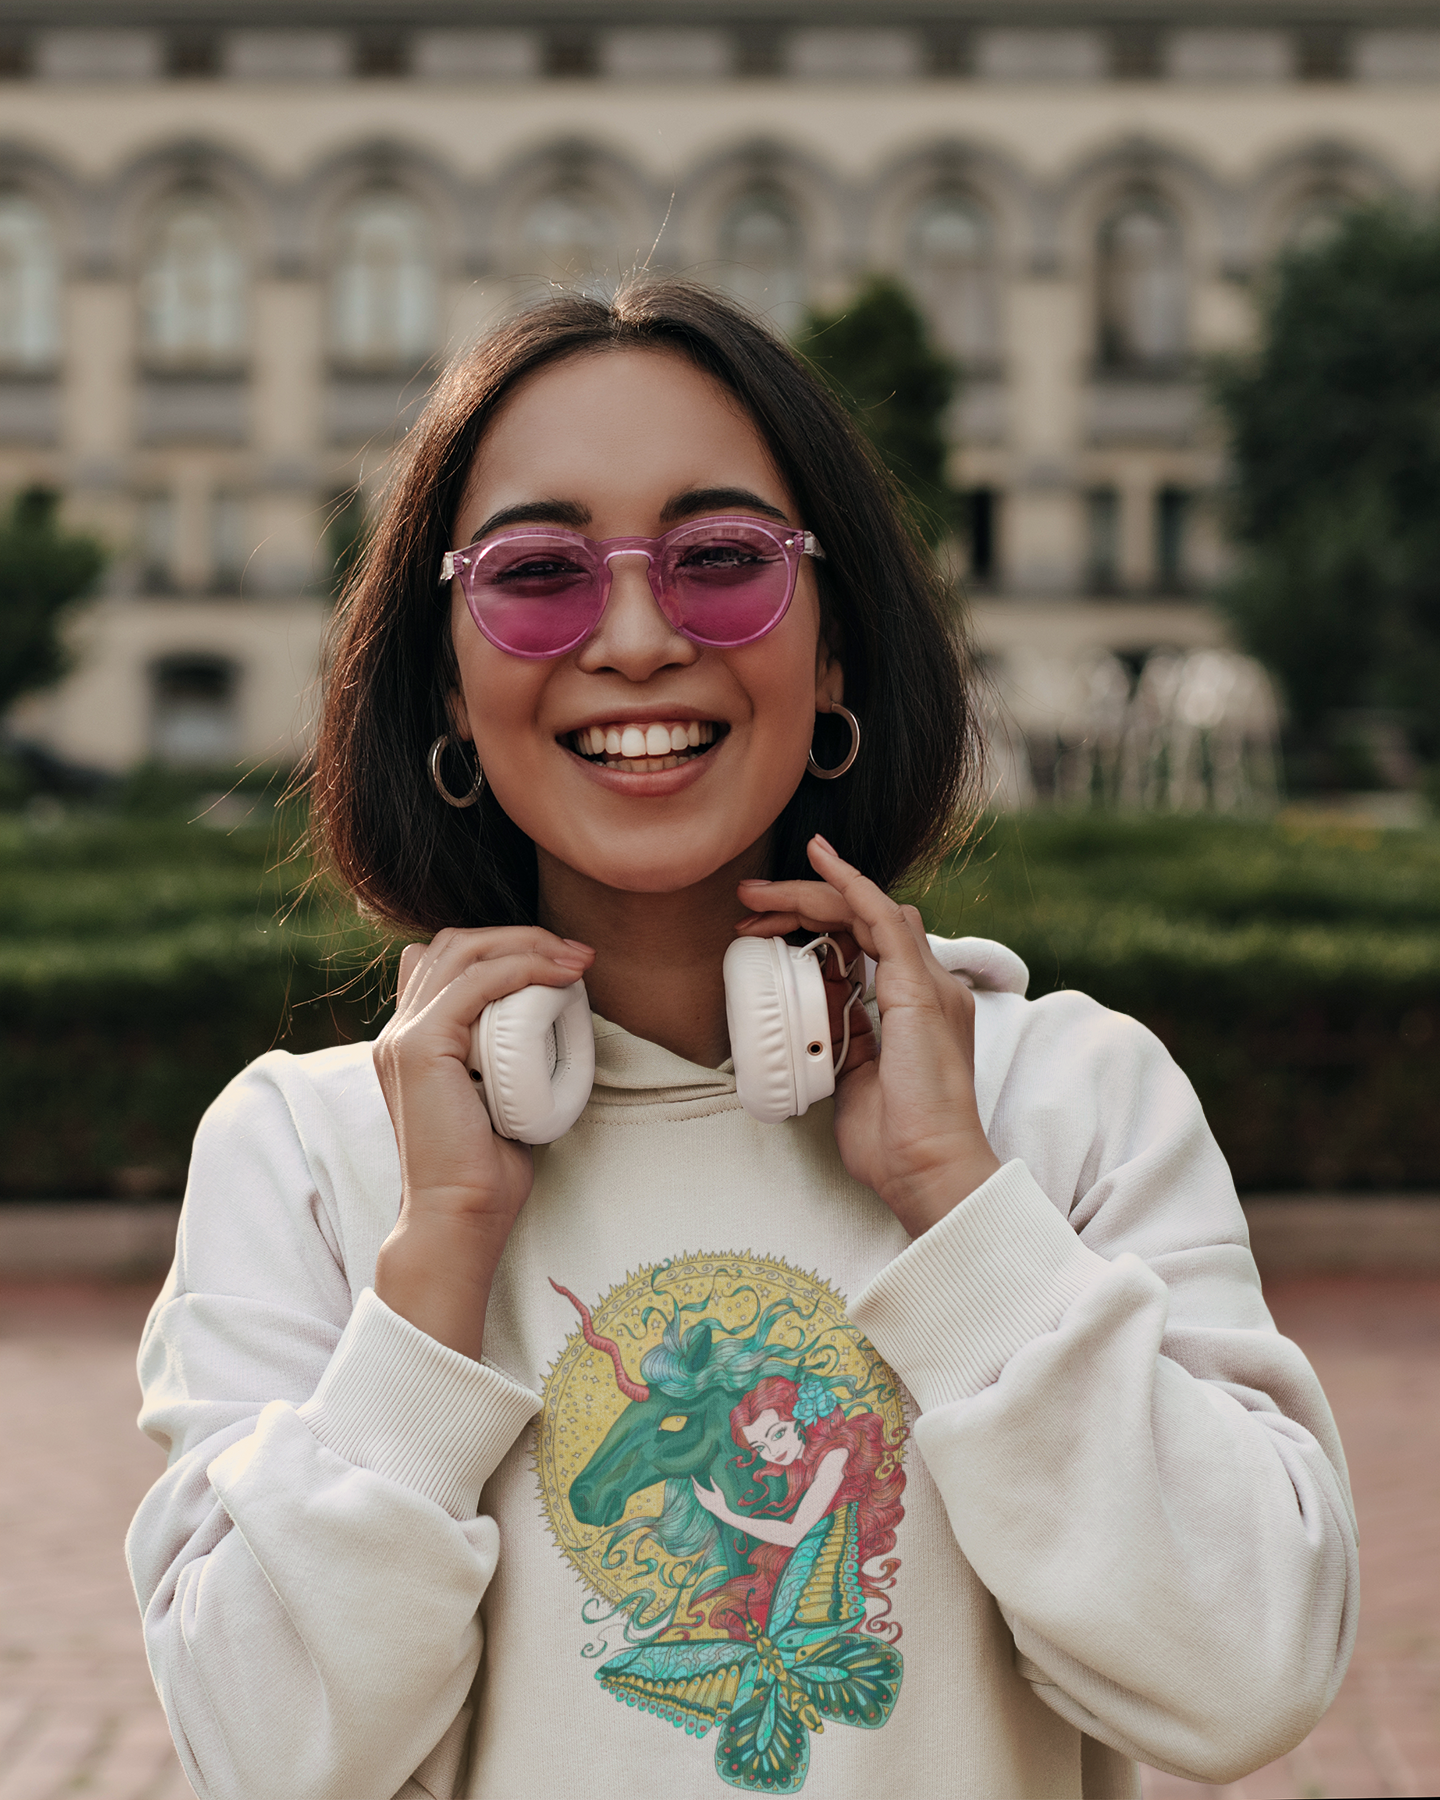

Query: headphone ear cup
723,938,835,1124
724,938,795,1124
470,980,594,1144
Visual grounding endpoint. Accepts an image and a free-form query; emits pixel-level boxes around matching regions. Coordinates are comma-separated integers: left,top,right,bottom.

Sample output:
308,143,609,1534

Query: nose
577,551,698,681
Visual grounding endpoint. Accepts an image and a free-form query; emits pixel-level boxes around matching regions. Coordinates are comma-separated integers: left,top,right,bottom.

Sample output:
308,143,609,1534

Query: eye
677,539,772,572
491,554,588,585
657,1414,689,1433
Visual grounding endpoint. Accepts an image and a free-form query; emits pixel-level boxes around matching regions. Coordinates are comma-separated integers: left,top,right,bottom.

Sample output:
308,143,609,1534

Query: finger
802,839,940,993
406,949,594,1040
400,927,592,1020
740,849,927,982
735,885,877,953
396,942,427,1005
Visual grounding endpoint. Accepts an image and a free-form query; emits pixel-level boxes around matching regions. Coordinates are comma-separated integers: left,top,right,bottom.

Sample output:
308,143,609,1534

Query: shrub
921,813,1440,1189
0,811,392,1197
2,809,1436,1196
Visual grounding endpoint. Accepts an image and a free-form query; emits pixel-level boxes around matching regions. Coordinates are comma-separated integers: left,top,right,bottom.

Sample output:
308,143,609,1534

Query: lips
564,719,725,773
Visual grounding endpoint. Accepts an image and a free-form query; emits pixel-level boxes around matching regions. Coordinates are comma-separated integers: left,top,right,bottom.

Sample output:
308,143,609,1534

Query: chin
570,830,760,896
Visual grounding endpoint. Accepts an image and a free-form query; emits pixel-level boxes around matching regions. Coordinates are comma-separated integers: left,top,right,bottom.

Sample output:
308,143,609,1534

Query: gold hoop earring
806,704,860,780
428,734,485,808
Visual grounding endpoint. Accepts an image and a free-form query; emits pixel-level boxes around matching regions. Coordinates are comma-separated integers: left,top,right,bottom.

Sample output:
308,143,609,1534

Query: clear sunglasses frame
440,514,825,659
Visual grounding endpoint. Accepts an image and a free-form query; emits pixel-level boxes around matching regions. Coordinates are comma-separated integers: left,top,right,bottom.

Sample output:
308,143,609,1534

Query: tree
1214,205,1440,756
797,276,961,544
0,487,106,718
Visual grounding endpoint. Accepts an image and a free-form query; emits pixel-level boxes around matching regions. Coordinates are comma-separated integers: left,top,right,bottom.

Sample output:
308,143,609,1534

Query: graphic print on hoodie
536,1252,910,1793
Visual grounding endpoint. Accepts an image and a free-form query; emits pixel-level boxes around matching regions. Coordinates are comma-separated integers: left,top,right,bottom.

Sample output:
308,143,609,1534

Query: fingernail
738,877,773,887
562,939,594,952
812,834,836,855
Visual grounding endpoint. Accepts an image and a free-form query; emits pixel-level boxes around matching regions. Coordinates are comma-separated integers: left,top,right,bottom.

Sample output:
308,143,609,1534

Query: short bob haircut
312,277,983,934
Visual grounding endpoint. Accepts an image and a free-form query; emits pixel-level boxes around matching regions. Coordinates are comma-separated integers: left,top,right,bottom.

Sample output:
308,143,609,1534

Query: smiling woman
313,283,974,940
127,278,1357,1800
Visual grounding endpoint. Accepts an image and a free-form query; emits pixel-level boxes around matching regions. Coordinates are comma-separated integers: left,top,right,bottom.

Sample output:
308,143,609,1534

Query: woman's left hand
691,1477,729,1520
736,836,1001,1238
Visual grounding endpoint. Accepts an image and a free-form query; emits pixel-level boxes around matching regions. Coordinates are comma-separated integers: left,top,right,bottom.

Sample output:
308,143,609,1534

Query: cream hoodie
126,936,1357,1800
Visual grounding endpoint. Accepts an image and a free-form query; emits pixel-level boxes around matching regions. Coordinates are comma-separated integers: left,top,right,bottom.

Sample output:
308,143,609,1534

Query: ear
683,1322,714,1371
444,686,472,745
814,641,845,713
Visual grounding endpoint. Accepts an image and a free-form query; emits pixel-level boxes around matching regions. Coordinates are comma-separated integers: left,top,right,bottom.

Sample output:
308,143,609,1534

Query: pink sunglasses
440,514,824,659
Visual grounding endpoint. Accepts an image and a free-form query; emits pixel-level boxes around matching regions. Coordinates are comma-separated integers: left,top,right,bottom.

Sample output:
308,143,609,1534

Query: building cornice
2,2,1439,24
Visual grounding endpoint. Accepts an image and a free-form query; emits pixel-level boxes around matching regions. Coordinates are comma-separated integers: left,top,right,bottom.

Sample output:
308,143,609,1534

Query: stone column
1004,271,1086,592
251,274,324,593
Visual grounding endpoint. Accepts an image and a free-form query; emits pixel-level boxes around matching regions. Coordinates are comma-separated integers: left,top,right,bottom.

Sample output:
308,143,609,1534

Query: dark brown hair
312,278,982,933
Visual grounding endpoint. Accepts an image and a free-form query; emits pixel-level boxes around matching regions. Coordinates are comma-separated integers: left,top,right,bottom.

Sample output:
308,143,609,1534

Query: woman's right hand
372,927,594,1360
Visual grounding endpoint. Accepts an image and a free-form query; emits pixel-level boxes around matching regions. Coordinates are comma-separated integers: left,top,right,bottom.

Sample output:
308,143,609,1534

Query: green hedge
2,808,1437,1196
919,814,1440,1190
0,811,392,1197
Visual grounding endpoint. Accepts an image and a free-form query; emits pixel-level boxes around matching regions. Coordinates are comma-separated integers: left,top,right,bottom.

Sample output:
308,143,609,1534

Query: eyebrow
470,499,591,543
468,486,790,544
659,487,790,525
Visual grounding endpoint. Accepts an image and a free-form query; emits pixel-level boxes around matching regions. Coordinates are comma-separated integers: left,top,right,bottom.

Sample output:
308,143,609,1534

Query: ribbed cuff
298,1289,541,1520
850,1160,1108,1410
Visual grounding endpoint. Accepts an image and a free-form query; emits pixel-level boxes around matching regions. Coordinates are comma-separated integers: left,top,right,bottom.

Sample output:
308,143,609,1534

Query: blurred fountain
982,648,1281,812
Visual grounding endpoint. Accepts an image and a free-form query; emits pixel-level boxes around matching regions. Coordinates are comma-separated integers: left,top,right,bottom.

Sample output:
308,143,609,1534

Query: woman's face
449,348,841,898
742,1409,805,1467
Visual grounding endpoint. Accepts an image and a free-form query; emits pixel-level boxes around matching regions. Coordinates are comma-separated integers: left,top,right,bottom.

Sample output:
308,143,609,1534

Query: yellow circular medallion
536,1251,907,1640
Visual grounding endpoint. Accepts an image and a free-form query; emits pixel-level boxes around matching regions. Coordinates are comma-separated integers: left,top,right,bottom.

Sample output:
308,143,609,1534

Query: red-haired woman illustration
692,1372,905,1636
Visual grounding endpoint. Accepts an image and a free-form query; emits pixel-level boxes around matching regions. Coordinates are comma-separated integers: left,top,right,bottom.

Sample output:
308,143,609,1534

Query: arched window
1097,195,1187,368
718,190,806,333
0,193,60,369
331,191,437,368
520,188,617,282
906,191,998,363
140,192,247,366
149,653,241,766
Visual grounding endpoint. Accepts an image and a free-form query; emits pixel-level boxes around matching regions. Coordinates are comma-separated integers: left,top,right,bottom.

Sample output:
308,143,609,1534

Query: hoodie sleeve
125,1057,541,1800
849,993,1358,1788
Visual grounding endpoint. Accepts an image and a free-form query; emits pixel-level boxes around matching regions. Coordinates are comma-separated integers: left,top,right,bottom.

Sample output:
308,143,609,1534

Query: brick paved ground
0,1275,1435,1800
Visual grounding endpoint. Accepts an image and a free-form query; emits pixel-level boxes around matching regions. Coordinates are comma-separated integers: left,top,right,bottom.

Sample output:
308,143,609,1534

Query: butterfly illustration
595,1502,903,1792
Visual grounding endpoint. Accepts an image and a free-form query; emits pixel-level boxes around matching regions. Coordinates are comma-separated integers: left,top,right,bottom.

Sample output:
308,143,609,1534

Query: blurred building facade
2,0,1439,773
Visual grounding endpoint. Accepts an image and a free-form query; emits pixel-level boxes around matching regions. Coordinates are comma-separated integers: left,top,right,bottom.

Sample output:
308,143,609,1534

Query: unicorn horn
549,1278,651,1402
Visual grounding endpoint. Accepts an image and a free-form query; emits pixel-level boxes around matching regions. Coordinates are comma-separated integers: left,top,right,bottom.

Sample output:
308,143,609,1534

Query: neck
536,838,769,1067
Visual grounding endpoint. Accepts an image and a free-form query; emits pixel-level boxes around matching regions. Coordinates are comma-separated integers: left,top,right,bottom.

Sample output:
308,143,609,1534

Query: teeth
568,720,721,766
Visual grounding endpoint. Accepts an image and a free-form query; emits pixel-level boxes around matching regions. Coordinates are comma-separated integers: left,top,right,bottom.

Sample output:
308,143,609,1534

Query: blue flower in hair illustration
548,1269,907,1792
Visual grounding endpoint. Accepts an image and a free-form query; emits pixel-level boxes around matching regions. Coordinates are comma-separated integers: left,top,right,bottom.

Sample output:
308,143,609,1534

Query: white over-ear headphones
468,980,595,1145
468,937,862,1144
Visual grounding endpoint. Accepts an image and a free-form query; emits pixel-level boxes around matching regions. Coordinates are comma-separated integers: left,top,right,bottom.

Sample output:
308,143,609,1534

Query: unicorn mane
639,1296,809,1400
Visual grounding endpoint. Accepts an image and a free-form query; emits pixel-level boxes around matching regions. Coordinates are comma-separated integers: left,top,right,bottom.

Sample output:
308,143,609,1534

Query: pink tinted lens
463,533,604,657
660,520,794,646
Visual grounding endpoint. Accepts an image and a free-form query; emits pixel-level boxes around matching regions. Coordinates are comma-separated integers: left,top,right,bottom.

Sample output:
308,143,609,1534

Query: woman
692,1372,906,1640
127,279,1356,1800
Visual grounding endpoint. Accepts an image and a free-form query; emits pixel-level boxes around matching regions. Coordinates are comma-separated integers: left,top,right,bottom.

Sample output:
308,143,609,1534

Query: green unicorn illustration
550,1274,906,1792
